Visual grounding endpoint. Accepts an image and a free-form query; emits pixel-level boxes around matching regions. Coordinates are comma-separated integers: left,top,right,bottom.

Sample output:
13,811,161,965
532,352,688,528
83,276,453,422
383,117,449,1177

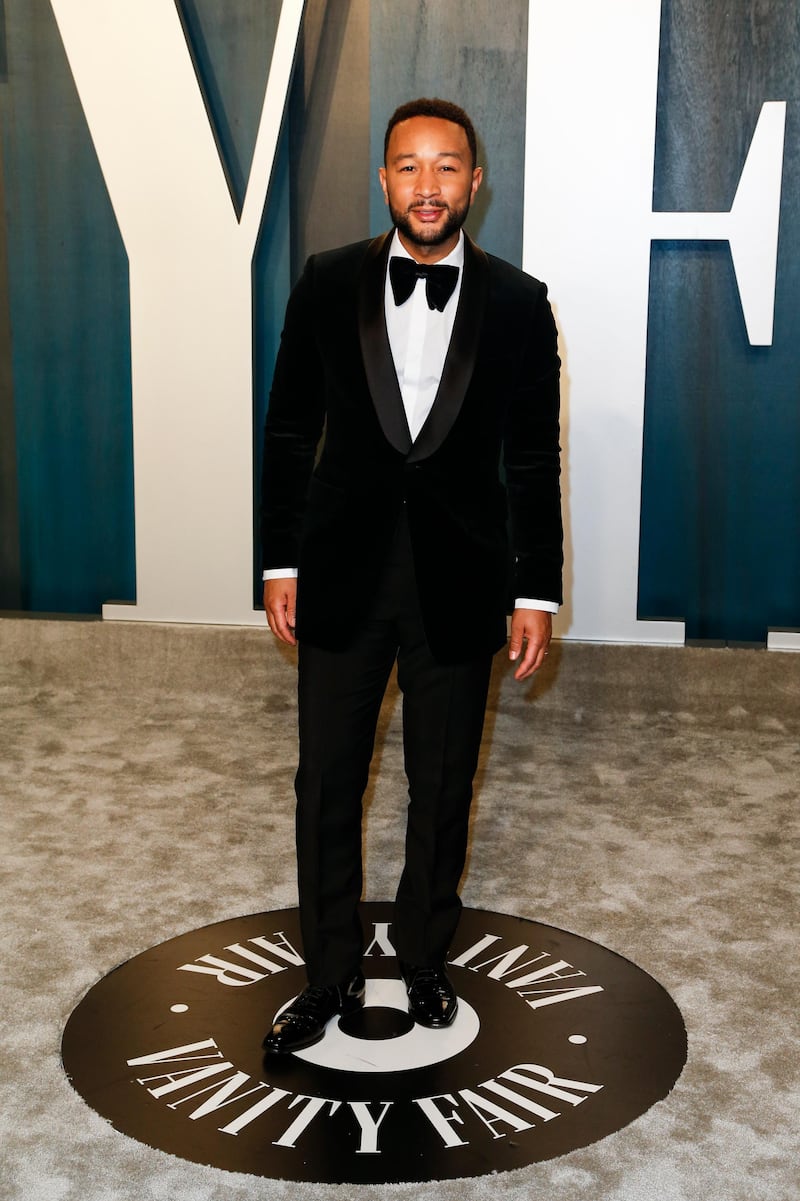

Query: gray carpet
1,617,798,1199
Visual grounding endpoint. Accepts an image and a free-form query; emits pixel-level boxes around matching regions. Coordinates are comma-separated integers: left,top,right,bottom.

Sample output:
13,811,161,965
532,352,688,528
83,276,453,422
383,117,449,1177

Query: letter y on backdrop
50,0,304,623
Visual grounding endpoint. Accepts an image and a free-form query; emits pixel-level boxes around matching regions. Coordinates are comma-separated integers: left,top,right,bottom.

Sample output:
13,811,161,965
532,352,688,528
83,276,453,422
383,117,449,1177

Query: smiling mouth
410,205,447,220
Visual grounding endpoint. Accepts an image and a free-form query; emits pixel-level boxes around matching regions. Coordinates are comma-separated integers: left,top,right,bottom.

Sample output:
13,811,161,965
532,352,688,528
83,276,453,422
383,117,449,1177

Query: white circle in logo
287,978,480,1073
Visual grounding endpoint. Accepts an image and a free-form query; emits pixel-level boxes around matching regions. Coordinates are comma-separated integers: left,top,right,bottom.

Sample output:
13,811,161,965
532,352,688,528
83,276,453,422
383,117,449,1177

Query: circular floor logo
62,904,686,1184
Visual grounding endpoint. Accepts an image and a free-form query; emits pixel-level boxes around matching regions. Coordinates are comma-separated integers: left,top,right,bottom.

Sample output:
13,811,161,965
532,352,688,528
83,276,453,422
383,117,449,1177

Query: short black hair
383,98,478,169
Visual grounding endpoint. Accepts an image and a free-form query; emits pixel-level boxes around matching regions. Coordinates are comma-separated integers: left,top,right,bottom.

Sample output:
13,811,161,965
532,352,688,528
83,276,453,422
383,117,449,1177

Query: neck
395,229,461,264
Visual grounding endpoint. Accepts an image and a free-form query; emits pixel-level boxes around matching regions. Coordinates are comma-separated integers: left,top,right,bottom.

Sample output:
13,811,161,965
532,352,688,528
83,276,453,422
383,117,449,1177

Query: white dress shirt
264,229,557,614
384,229,463,439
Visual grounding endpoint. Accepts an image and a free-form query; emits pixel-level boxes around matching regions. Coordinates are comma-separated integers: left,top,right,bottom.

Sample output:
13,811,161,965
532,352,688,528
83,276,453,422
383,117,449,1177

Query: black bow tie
389,255,459,312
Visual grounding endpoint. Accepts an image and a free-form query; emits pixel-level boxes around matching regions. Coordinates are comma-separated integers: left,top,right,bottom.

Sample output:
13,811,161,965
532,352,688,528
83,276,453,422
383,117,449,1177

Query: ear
378,166,389,207
469,166,483,205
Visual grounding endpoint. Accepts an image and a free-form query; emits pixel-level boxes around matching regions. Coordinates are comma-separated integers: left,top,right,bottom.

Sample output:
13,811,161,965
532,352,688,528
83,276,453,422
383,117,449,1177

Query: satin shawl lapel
358,233,412,455
407,234,489,463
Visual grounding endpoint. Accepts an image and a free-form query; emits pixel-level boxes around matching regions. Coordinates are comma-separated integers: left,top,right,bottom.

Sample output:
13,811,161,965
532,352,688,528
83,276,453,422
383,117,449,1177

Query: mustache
408,201,449,211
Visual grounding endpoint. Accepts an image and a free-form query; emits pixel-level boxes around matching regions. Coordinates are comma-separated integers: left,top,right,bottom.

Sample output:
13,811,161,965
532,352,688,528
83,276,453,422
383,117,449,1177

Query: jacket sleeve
260,258,326,571
503,281,563,605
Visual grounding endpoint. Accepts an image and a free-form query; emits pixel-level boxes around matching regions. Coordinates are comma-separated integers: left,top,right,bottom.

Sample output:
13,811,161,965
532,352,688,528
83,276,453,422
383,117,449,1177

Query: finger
508,614,526,662
265,597,297,646
514,637,547,680
270,605,297,646
509,617,536,678
513,631,541,680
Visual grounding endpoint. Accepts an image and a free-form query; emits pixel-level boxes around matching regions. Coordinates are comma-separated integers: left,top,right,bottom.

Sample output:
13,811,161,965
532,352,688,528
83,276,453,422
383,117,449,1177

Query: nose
416,166,440,197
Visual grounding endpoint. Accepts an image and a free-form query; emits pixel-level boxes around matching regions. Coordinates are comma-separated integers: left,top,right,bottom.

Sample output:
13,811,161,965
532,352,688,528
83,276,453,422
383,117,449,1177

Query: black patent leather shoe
262,970,365,1055
400,962,458,1028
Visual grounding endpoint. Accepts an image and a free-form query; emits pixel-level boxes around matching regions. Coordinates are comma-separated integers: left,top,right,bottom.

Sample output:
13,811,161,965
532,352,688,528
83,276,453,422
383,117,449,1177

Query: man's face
379,116,482,261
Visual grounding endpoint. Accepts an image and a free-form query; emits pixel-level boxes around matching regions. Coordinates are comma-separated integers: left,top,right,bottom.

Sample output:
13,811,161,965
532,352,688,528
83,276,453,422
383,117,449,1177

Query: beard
389,197,470,249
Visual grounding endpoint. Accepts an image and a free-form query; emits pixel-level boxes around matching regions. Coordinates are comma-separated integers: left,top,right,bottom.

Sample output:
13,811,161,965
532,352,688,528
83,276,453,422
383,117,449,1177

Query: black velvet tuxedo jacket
260,231,562,665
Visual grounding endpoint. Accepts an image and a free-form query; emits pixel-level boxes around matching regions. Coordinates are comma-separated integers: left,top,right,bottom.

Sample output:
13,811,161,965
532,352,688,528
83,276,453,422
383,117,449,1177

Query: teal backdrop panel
176,0,282,217
0,0,134,614
254,129,291,606
0,0,20,609
639,0,800,643
369,0,528,267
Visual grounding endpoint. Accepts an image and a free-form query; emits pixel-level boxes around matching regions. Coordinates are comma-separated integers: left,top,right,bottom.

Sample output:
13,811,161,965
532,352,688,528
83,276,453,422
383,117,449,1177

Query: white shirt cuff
514,597,559,613
263,568,298,581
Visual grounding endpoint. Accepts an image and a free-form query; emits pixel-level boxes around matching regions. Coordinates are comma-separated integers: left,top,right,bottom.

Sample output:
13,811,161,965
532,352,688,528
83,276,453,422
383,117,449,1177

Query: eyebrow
391,150,465,164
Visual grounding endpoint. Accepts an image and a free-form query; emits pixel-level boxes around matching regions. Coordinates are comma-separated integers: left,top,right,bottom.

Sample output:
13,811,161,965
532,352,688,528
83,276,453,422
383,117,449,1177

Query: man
260,98,562,1054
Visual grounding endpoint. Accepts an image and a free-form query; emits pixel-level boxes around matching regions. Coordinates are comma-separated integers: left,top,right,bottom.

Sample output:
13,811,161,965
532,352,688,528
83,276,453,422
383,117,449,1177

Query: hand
508,608,551,681
264,578,297,646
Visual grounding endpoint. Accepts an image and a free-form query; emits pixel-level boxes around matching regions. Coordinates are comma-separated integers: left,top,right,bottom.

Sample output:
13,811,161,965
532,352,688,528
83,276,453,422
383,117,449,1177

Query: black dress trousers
294,507,494,985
